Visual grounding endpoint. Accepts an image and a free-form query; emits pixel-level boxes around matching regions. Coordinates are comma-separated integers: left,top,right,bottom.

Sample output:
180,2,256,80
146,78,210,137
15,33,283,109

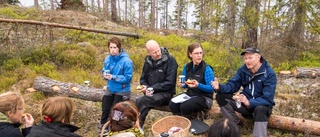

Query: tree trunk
33,77,142,102
177,0,181,30
34,0,39,9
125,0,127,22
0,18,140,38
104,0,109,19
293,67,320,78
150,0,155,29
97,0,101,12
139,0,145,28
242,0,259,49
111,0,117,22
226,0,236,50
91,0,95,12
33,76,320,136
208,107,320,136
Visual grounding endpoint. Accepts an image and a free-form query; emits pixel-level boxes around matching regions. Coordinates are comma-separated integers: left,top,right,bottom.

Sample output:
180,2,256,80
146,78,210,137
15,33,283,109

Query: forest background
0,0,320,136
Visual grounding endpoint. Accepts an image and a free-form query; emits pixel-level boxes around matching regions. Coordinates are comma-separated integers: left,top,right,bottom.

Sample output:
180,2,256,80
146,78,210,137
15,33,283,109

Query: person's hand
177,82,185,87
103,74,113,80
138,85,147,93
186,79,198,88
238,94,250,108
21,113,34,128
211,77,220,91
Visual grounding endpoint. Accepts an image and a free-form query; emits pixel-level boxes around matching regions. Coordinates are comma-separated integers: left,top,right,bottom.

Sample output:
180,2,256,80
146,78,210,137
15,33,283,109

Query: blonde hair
0,91,24,114
41,96,74,123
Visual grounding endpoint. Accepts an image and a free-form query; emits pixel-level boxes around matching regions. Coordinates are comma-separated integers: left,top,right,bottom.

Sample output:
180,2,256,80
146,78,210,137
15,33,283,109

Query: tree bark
33,76,320,135
207,107,320,136
0,18,139,38
242,0,259,49
33,76,142,102
34,0,39,9
111,0,117,22
151,0,155,29
293,67,320,78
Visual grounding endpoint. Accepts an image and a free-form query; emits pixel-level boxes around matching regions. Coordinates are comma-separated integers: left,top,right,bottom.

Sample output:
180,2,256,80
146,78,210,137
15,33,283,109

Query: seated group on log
0,37,276,137
99,37,277,137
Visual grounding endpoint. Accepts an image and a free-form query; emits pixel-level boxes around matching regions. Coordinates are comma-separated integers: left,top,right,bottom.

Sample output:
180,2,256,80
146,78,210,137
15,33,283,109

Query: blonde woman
0,91,34,137
27,96,81,137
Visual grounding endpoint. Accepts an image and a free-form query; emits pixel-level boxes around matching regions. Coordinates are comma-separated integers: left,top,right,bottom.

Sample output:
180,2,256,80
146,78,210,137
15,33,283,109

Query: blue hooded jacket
102,49,133,93
219,57,277,109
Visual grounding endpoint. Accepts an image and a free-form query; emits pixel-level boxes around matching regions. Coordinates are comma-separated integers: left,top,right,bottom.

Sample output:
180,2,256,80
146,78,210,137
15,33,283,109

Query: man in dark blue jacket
136,40,178,127
211,47,276,137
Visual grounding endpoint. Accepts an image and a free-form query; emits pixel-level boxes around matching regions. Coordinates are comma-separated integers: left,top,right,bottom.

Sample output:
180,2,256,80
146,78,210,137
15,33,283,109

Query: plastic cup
105,70,110,74
178,75,185,83
84,81,90,87
147,87,154,96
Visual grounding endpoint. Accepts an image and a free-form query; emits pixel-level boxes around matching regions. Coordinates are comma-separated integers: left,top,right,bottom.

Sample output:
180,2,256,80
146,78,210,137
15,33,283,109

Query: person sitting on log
136,40,178,127
0,91,34,137
100,37,134,133
26,96,81,137
208,118,240,137
211,47,276,137
100,100,143,137
169,42,214,119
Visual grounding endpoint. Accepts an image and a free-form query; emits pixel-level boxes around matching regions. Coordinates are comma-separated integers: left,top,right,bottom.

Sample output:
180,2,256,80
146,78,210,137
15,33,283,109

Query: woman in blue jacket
100,37,133,132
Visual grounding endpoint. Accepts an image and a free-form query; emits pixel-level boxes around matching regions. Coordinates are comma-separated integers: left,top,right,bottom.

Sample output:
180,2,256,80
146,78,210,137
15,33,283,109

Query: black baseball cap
241,47,260,55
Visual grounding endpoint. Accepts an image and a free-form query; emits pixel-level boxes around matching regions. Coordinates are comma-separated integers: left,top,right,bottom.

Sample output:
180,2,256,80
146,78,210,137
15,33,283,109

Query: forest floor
20,74,320,137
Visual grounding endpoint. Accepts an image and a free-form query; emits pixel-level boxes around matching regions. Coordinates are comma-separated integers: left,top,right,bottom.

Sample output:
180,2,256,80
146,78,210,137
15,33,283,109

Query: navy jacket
219,57,277,109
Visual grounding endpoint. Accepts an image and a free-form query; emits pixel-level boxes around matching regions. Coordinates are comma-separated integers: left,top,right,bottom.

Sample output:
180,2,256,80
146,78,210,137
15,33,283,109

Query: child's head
109,101,139,132
0,91,25,123
41,96,74,123
208,118,240,137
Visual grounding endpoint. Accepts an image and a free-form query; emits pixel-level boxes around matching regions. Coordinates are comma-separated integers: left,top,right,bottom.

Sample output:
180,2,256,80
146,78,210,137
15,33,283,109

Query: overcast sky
19,0,33,7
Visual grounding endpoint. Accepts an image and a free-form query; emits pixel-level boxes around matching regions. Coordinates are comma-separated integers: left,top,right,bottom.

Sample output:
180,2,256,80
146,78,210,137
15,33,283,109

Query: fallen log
293,67,320,78
0,18,140,38
33,76,142,102
207,107,320,135
33,76,320,135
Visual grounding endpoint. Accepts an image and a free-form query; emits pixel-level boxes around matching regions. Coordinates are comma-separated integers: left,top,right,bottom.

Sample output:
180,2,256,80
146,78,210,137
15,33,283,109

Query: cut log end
51,85,61,92
294,67,320,78
69,85,79,94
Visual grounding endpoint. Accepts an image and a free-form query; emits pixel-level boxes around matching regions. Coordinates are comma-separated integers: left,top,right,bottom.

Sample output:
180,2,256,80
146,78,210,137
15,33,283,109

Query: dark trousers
100,94,126,125
169,96,209,119
136,92,173,127
216,93,272,123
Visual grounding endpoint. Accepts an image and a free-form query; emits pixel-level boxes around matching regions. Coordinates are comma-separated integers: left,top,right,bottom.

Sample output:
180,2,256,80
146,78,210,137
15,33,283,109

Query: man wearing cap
211,47,276,137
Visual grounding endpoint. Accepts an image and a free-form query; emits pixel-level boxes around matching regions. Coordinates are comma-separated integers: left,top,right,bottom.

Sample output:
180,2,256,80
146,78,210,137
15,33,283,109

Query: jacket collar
0,112,10,123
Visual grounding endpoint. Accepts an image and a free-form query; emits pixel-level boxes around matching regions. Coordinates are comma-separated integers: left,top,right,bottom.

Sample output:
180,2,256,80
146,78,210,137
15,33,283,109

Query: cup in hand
105,70,110,75
147,87,154,96
178,75,185,83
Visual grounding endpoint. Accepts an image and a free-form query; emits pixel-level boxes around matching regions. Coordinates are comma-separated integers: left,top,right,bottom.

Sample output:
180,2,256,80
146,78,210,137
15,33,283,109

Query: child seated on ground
207,118,240,137
100,100,143,137
27,96,81,137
